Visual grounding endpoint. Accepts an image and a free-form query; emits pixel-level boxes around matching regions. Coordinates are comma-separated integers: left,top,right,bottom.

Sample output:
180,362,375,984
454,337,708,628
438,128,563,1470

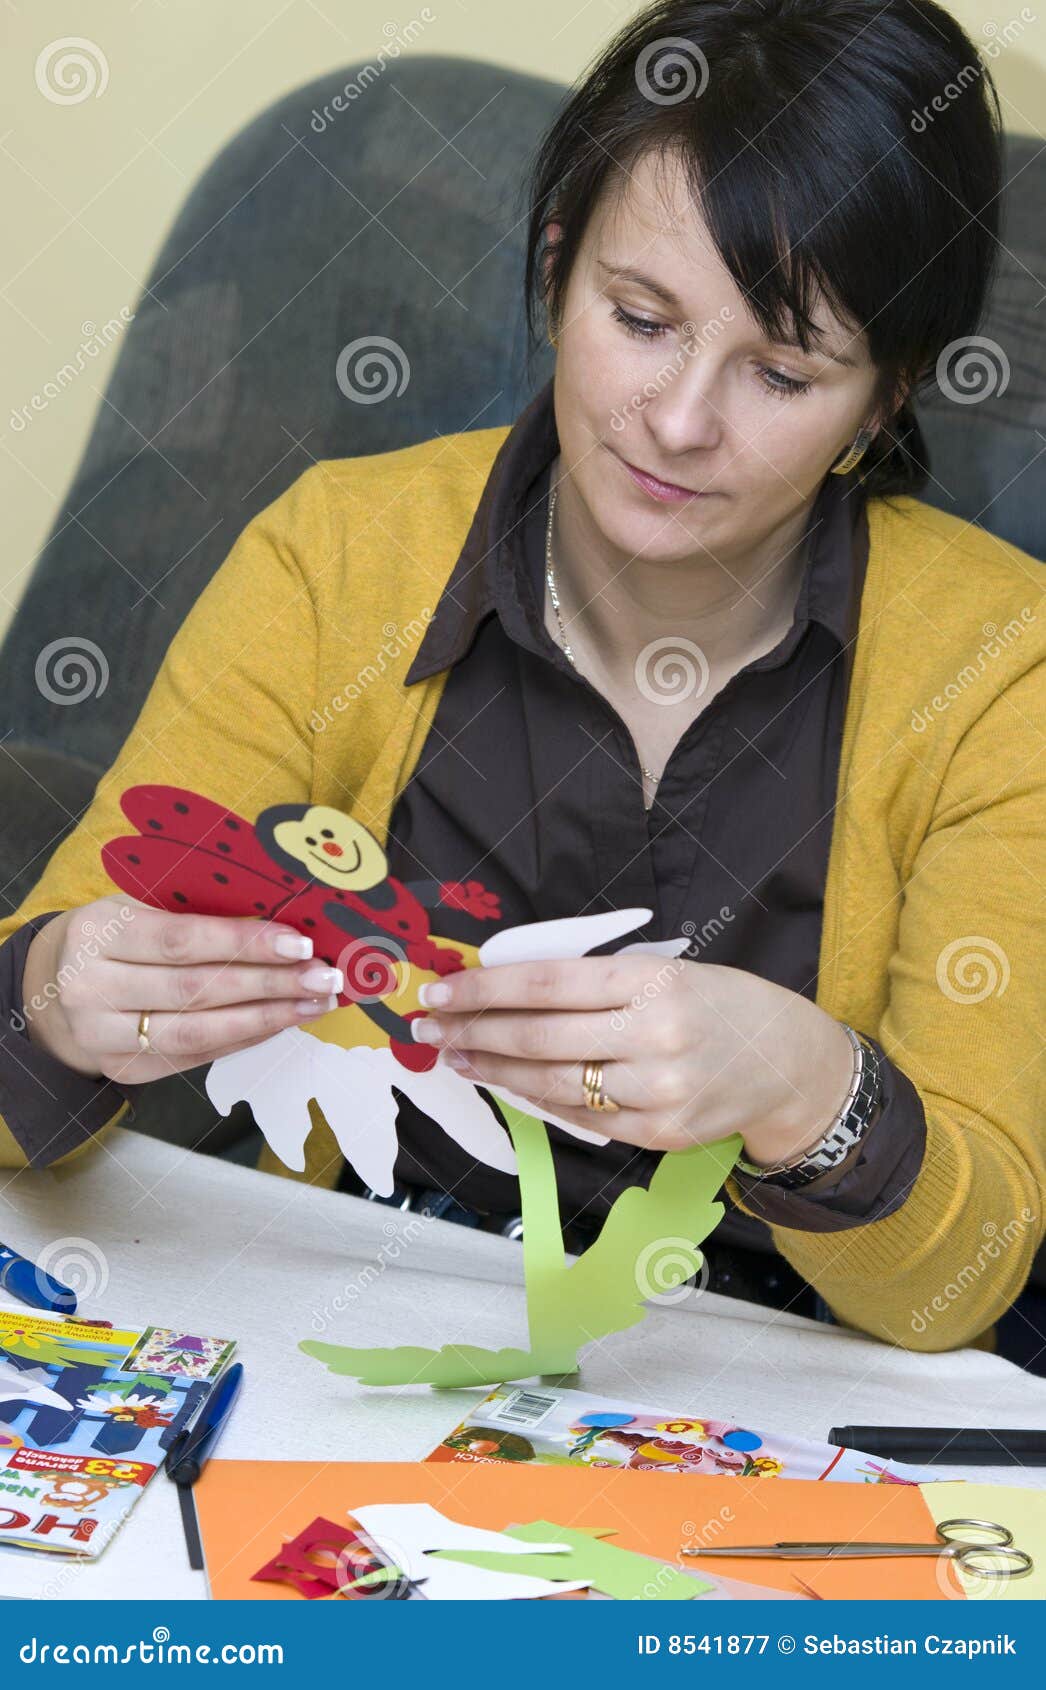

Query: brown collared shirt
0,379,925,1254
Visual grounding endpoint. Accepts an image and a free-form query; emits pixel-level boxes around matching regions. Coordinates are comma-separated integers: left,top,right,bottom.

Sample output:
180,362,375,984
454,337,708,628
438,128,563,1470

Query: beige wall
1,0,1042,641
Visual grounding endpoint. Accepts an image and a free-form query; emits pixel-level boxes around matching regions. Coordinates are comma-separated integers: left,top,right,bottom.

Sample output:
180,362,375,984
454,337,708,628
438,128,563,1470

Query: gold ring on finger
137,1010,153,1053
582,1059,619,1113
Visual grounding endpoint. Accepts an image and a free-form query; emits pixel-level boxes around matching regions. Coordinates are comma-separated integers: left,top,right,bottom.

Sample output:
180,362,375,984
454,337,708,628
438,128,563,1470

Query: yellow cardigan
3,426,1044,1354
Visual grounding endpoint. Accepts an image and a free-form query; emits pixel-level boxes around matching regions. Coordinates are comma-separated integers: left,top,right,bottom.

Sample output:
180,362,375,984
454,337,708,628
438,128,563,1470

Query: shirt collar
405,376,867,684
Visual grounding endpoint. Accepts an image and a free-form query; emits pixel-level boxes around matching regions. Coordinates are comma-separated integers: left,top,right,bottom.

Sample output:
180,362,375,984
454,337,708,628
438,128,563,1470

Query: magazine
426,1384,945,1484
0,1307,235,1558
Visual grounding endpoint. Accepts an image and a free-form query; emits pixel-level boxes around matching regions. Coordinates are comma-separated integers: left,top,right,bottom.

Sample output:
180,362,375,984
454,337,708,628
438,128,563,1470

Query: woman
2,0,1043,1353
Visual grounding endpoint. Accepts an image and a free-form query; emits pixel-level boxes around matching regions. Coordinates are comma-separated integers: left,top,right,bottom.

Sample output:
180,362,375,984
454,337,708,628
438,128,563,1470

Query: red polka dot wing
99,784,382,997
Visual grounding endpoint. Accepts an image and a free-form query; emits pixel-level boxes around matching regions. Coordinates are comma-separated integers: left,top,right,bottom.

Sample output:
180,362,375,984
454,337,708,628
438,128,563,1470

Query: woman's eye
757,364,812,399
611,303,669,341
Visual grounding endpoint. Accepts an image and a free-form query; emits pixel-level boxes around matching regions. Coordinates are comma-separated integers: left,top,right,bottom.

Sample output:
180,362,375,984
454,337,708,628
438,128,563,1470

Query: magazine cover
0,1307,236,1557
426,1385,944,1484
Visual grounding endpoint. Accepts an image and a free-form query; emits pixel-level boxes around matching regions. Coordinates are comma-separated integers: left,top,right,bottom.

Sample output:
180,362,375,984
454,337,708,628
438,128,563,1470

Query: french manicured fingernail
274,933,313,959
443,1050,473,1071
298,995,338,1016
411,1017,442,1043
418,982,451,1007
301,965,343,994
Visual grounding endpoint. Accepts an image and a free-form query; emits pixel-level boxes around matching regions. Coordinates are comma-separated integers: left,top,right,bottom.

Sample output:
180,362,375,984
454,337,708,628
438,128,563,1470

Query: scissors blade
683,1541,942,1560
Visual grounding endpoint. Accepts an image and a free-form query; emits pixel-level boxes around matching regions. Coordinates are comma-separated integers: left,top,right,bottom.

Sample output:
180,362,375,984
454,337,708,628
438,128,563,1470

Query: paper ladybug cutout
101,784,502,1071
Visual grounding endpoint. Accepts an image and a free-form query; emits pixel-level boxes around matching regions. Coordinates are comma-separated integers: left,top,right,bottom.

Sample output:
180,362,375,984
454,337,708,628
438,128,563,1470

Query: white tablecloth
2,1127,1044,1598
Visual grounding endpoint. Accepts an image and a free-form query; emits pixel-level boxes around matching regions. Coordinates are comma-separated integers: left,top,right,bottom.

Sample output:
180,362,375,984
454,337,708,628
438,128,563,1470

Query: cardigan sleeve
0,466,327,1170
725,656,1046,1351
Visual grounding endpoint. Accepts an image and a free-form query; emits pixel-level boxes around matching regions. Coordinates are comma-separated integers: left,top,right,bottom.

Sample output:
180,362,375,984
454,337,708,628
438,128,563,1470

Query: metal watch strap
735,1025,884,1191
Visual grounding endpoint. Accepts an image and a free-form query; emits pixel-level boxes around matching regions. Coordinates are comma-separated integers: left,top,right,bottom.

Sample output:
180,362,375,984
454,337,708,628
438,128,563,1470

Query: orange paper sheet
194,1460,947,1601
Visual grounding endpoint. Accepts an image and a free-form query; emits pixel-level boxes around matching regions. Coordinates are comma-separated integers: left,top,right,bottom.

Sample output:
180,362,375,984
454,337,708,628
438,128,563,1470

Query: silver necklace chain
544,481,661,790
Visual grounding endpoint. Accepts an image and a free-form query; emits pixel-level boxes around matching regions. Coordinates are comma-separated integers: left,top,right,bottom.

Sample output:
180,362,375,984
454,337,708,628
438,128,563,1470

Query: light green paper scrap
920,1482,1046,1600
433,1518,712,1601
299,1096,741,1387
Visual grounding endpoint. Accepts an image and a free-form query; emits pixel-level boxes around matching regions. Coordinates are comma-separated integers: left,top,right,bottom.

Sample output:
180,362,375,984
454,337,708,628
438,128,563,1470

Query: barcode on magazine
486,1389,560,1427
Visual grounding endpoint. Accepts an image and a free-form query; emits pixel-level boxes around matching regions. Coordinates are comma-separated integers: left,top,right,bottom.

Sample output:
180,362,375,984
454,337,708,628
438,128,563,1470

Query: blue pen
0,1241,77,1314
166,1362,244,1571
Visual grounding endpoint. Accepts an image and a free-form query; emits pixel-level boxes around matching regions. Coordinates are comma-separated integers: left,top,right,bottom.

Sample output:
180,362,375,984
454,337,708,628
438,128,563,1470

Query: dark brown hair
522,0,1004,499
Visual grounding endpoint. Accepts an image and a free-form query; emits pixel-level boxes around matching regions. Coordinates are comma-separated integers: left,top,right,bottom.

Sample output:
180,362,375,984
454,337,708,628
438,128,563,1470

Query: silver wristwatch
735,1024,884,1190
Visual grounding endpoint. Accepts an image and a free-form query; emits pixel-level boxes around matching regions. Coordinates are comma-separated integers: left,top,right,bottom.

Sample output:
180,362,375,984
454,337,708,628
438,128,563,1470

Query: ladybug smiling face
260,805,388,891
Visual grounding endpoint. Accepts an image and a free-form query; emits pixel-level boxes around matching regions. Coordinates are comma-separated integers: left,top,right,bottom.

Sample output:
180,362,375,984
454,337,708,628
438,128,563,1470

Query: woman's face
551,149,886,568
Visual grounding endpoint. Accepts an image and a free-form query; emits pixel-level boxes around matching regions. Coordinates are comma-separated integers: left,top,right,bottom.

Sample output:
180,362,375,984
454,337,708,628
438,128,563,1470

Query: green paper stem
299,1097,741,1388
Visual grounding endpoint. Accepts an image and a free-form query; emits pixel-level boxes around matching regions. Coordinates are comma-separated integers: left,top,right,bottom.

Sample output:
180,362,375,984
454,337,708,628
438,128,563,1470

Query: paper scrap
920,1481,1046,1601
436,1518,709,1600
348,1502,589,1601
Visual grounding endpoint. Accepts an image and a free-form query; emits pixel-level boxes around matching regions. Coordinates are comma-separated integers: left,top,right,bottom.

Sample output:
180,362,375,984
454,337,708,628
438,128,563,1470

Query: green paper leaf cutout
433,1518,711,1601
299,1099,741,1388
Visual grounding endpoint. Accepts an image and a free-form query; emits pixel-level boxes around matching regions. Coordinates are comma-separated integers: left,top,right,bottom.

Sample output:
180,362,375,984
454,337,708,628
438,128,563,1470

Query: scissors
680,1517,1033,1579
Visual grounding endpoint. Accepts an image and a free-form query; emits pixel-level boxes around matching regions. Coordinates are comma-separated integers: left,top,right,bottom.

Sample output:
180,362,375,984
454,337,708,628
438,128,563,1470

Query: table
2,1127,1044,1598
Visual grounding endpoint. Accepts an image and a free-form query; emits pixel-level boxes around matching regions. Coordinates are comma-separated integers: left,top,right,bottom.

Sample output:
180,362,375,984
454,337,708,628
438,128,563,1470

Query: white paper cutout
206,908,691,1194
0,1357,74,1412
477,907,656,967
349,1501,589,1601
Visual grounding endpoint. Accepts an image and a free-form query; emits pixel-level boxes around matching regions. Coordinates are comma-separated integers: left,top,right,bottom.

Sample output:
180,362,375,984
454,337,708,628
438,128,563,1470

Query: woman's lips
620,456,716,503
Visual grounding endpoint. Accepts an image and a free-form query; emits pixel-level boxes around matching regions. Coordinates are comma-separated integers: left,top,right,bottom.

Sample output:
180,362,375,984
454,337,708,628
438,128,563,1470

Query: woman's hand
410,954,856,1164
21,896,343,1084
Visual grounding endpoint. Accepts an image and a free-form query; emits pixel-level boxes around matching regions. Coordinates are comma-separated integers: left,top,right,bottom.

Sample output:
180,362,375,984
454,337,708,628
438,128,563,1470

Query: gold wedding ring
582,1059,619,1113
137,1011,152,1053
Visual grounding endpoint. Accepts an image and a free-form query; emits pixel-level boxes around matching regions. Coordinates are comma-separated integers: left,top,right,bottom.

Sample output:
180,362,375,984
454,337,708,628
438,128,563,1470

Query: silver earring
830,425,876,476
